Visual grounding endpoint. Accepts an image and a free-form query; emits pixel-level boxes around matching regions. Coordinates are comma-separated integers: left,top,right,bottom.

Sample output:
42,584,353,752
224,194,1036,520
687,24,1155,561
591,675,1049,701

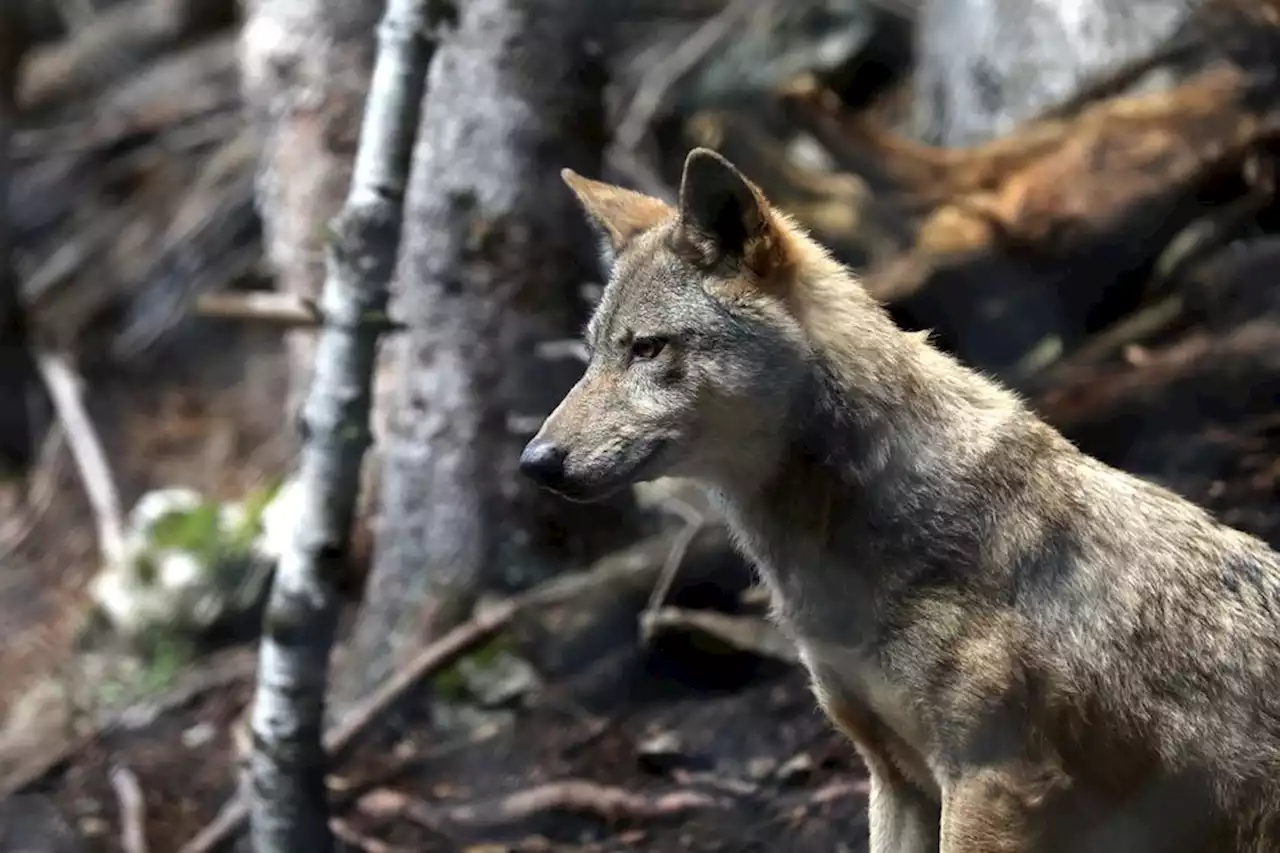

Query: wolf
520,147,1280,851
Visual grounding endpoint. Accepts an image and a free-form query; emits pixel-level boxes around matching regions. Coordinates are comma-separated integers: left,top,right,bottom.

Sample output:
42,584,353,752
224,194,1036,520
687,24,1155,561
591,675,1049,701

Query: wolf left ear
561,169,673,267
676,148,778,273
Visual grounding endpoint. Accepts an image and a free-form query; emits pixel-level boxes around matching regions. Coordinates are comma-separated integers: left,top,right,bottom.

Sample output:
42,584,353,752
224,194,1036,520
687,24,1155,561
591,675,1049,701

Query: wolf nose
519,440,566,485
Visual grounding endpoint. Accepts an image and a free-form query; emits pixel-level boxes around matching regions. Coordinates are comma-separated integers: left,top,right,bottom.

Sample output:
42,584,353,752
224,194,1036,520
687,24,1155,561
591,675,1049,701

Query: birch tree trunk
246,0,433,850
334,0,641,707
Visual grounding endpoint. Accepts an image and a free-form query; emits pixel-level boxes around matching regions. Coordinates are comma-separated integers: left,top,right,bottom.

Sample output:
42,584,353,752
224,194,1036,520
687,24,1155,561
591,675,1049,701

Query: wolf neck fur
709,228,1025,606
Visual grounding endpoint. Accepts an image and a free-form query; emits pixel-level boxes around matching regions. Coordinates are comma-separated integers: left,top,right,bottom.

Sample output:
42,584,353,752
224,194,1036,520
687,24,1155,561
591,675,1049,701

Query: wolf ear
561,169,672,265
676,148,779,273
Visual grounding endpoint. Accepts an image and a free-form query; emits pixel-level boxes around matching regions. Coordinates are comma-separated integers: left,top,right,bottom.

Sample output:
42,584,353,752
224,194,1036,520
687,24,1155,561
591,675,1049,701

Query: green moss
138,629,194,692
148,501,223,565
431,634,516,701
144,479,283,578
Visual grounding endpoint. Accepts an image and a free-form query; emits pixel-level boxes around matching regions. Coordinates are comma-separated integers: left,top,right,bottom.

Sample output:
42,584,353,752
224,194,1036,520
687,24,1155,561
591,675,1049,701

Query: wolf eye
630,336,668,361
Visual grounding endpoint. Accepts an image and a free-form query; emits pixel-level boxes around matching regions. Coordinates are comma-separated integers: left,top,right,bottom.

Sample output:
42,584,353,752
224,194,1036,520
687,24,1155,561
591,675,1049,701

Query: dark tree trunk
0,5,36,479
336,0,641,705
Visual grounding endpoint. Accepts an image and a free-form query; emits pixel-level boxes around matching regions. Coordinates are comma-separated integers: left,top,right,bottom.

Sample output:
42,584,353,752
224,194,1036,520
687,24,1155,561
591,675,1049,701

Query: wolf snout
519,438,567,487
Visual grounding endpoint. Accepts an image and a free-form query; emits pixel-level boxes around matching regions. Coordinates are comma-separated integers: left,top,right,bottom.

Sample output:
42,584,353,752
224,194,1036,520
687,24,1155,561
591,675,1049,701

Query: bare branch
245,0,438,849
640,494,705,642
358,780,723,829
195,291,322,326
640,606,801,665
329,818,407,853
196,291,406,331
32,350,126,567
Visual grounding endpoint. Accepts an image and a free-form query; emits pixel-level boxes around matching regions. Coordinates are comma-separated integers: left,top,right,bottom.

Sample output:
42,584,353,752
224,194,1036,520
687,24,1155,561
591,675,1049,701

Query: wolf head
520,148,849,502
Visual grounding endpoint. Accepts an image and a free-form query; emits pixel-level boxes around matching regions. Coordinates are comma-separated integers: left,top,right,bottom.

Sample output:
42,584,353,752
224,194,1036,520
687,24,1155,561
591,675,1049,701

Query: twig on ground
31,349,126,567
109,763,148,853
329,818,407,853
640,606,800,665
640,494,705,643
809,778,870,805
358,780,722,829
179,527,724,853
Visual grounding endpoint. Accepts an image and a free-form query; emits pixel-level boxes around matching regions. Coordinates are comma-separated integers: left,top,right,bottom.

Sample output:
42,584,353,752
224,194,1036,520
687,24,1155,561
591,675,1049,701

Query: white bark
246,0,434,850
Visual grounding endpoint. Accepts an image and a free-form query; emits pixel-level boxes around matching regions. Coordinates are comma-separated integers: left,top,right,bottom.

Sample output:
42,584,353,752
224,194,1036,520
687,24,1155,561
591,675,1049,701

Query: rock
636,729,685,773
457,648,543,708
746,756,778,780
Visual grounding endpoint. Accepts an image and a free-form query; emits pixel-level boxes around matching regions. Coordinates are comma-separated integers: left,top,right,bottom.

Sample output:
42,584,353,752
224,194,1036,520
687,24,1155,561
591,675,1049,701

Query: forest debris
810,779,870,804
195,291,407,331
33,349,126,567
776,752,815,785
109,763,148,853
329,818,406,853
0,645,255,800
180,526,730,853
358,780,723,829
636,730,684,774
640,606,800,665
640,489,707,640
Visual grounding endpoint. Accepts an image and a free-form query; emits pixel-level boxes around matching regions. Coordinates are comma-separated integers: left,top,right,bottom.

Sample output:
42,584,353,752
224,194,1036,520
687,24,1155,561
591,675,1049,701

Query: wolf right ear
676,148,778,273
561,169,673,265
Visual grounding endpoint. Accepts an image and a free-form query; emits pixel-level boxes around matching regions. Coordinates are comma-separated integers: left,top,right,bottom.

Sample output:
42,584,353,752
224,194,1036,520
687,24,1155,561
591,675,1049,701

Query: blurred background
1,0,1278,850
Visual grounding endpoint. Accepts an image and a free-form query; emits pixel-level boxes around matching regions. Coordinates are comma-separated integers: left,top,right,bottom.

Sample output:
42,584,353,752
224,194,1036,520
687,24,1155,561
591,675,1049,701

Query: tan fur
525,148,1280,852
561,169,672,255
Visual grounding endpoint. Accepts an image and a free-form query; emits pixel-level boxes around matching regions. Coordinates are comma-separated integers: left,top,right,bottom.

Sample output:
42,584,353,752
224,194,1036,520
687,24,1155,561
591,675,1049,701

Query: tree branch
246,1,437,851
32,350,127,568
